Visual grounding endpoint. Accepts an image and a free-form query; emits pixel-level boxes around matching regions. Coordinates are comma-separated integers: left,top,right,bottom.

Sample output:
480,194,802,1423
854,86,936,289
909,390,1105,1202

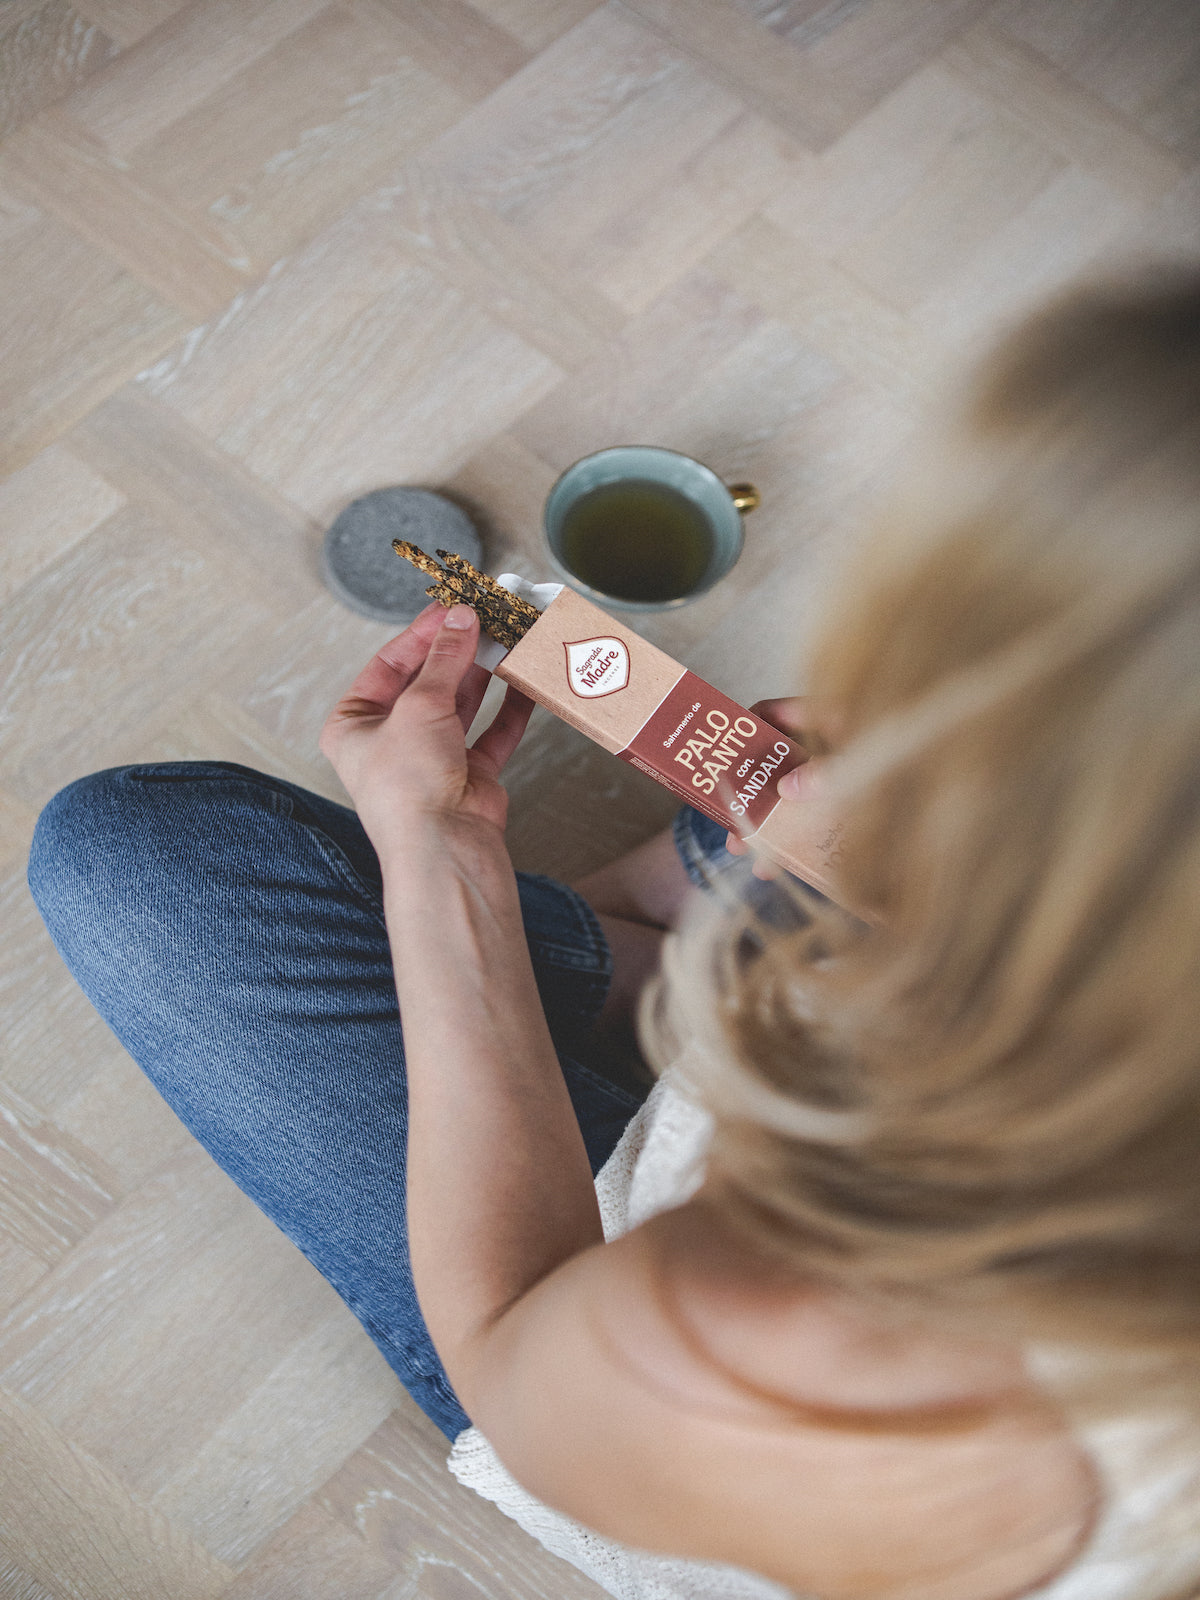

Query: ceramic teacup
543,446,759,612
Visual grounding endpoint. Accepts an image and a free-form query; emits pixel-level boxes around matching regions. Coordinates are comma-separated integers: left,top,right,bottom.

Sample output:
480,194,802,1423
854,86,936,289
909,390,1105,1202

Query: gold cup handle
727,482,760,513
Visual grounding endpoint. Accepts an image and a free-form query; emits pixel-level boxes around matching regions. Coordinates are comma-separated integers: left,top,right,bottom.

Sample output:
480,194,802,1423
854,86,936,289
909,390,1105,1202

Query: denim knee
31,762,241,932
28,762,296,1014
29,766,140,934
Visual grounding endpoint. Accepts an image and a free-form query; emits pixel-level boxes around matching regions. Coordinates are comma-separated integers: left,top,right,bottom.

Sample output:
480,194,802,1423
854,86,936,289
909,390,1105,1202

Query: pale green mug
543,446,759,613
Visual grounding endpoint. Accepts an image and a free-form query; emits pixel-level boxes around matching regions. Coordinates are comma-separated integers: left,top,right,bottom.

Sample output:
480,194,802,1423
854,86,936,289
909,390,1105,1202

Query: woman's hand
319,602,535,854
725,696,837,881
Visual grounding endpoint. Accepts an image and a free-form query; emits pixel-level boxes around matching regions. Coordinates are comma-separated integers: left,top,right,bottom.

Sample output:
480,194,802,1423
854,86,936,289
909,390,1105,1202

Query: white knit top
448,1075,1200,1600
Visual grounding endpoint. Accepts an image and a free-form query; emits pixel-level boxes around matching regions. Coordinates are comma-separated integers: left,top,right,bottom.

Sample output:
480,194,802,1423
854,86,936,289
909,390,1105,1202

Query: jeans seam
297,820,388,929
131,764,391,929
560,1051,644,1116
522,874,614,1027
254,784,388,930
673,805,738,891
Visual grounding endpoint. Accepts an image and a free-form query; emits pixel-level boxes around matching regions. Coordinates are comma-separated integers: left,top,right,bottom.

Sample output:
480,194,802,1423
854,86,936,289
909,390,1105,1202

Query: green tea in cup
544,446,758,611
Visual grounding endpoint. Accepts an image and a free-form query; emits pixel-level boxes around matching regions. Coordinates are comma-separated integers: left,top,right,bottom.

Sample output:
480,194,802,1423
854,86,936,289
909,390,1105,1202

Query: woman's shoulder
637,1200,1099,1596
471,1197,1097,1600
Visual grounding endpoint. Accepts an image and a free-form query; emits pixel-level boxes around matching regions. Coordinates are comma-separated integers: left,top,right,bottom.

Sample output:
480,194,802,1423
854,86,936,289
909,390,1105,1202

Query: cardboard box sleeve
495,588,848,904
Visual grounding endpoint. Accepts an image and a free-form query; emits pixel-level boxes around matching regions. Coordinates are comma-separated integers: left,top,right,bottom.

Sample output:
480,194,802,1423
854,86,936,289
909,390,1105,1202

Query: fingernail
444,605,474,631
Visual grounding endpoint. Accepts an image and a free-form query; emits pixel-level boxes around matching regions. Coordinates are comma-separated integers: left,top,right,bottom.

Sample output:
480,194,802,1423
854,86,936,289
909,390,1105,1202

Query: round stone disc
321,487,484,624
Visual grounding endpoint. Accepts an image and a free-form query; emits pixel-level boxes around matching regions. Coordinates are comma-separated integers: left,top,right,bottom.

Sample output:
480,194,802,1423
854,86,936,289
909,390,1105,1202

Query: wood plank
0,505,283,805
370,0,531,99
908,165,1145,356
129,3,469,273
342,165,624,370
71,0,188,47
574,111,806,313
214,594,393,763
0,784,39,873
465,0,599,54
136,218,562,520
320,1409,608,1599
106,691,346,806
423,5,752,246
733,0,874,51
790,0,994,123
75,674,352,850
217,1501,407,1600
1,860,137,1113
941,23,1187,203
511,267,763,468
149,1311,400,1562
441,431,560,573
0,1081,117,1267
703,214,932,396
0,1,117,140
0,440,124,608
0,176,41,241
511,269,841,495
839,104,1062,312
993,0,1200,161
0,199,186,475
618,0,854,147
0,1555,60,1599
1108,163,1200,267
53,1052,193,1194
0,1386,234,1600
63,0,328,158
763,60,1001,259
0,1145,367,1490
0,1234,49,1322
633,0,995,149
0,109,253,318
67,388,321,611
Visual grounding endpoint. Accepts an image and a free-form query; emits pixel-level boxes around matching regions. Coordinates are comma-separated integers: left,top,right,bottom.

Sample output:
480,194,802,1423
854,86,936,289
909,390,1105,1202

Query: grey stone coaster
321,487,485,624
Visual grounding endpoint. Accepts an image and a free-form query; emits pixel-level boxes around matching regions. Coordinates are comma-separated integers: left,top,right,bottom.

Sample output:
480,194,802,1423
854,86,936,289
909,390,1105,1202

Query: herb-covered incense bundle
392,541,541,650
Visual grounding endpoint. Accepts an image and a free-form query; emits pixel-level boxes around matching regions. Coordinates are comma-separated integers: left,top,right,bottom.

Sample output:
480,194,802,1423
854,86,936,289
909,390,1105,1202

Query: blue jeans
27,762,733,1439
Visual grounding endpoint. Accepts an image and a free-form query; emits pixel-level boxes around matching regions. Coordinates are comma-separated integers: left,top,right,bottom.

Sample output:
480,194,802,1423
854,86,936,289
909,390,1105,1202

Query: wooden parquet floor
1,2,1197,1595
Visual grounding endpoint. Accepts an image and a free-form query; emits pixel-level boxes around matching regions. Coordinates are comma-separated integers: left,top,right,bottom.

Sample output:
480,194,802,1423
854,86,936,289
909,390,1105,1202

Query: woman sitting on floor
30,271,1200,1600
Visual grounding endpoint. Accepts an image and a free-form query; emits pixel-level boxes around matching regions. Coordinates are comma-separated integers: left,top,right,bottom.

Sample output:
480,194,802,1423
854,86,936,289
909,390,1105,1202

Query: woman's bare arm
320,602,604,1400
382,814,604,1399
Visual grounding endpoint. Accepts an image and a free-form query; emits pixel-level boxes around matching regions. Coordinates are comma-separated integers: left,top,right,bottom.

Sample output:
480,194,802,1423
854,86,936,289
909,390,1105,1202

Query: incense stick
391,541,541,650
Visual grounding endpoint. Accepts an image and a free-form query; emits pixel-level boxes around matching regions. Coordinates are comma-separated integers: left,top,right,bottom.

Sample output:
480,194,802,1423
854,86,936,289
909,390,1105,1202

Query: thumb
411,605,479,701
778,758,823,801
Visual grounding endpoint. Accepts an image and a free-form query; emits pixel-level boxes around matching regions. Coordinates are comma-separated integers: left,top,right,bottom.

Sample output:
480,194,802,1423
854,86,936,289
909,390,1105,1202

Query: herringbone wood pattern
1,2,1197,1595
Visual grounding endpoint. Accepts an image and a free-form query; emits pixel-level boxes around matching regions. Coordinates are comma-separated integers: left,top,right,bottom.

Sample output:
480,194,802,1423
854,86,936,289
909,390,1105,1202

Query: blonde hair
645,274,1200,1410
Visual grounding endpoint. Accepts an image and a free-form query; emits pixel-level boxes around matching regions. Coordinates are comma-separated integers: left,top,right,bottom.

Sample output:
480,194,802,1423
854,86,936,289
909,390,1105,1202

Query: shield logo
564,637,630,698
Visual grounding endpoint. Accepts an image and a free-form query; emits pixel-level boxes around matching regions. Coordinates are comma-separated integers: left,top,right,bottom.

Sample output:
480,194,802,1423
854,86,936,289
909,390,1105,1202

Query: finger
411,604,479,703
777,759,823,802
455,661,493,735
750,696,843,752
725,829,779,879
749,696,819,735
471,686,535,774
335,603,445,714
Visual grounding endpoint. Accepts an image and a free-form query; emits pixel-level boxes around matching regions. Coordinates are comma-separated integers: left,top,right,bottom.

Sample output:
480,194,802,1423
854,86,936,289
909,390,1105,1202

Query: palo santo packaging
496,587,847,901
392,544,847,901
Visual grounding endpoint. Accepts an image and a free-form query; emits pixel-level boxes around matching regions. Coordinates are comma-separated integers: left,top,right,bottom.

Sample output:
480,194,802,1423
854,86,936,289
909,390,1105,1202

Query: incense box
491,586,847,902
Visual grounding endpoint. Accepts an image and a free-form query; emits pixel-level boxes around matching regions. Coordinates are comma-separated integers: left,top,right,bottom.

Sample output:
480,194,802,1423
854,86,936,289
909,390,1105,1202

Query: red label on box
617,670,803,834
